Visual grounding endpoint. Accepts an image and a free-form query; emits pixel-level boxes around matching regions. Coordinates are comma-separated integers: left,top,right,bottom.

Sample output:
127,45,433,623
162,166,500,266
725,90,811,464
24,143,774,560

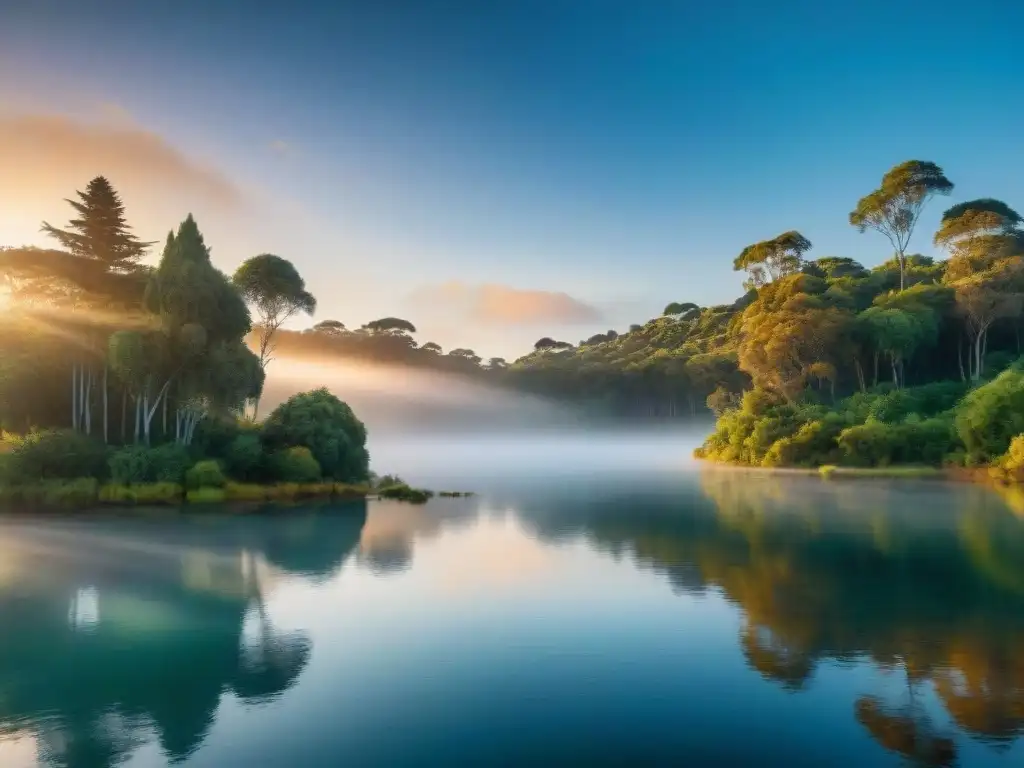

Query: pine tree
41,176,153,273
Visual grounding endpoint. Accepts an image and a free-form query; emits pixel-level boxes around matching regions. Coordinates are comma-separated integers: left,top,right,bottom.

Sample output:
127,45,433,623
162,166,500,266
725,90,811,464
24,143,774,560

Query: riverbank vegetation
0,177,380,507
693,160,1024,476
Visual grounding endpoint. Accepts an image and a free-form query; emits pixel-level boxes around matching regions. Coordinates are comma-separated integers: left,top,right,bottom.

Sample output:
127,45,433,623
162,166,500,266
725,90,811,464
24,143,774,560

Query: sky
1,0,1023,358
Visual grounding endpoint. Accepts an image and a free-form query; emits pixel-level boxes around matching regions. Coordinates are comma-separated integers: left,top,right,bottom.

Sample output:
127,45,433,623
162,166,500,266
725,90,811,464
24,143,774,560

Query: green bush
108,446,150,484
837,421,899,467
764,414,847,467
185,460,226,490
955,368,1024,462
11,430,108,480
262,389,369,481
148,444,191,483
271,446,322,483
186,487,226,504
99,482,182,505
225,433,265,480
378,484,434,504
41,478,99,507
191,417,249,463
223,482,268,502
134,482,183,505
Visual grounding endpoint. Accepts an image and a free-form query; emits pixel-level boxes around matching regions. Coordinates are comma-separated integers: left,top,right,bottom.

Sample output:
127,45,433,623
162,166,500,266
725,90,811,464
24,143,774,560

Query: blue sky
1,0,1023,357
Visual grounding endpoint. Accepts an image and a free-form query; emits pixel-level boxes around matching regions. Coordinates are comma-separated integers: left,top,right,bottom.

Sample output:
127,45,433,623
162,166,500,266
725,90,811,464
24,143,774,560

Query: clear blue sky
1,0,1022,357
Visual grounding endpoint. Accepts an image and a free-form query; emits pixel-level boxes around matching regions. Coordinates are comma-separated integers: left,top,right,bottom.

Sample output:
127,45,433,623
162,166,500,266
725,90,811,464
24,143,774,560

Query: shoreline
694,458,974,482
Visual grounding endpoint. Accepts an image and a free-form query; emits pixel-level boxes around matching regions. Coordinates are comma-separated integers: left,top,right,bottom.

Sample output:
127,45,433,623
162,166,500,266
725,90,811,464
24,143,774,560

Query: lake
2,430,1024,767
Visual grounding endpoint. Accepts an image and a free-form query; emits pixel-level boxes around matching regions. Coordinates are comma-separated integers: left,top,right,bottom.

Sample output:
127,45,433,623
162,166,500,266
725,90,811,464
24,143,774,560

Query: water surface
3,439,1024,767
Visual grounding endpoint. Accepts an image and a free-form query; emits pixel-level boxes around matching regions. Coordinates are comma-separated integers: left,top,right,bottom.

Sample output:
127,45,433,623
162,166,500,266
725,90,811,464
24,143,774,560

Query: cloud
409,281,602,326
0,109,245,229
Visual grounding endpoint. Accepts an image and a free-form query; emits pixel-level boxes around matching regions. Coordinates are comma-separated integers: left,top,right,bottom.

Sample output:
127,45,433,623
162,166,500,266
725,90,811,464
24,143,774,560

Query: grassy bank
0,479,372,511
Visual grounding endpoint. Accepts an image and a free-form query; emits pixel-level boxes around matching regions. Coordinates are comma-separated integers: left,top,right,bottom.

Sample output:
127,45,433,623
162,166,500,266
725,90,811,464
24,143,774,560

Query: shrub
185,460,226,490
990,434,1024,484
271,446,322,483
955,368,1024,462
109,446,150,485
134,482,183,505
764,415,847,467
334,482,371,498
225,433,265,480
378,484,434,504
223,482,268,502
262,389,369,481
148,444,191,483
837,421,900,467
11,430,108,480
186,487,226,504
191,416,249,463
99,483,136,504
42,478,99,507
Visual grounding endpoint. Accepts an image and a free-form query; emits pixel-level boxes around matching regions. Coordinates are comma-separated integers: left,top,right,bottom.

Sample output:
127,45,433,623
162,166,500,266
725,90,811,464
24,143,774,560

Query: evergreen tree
41,176,153,274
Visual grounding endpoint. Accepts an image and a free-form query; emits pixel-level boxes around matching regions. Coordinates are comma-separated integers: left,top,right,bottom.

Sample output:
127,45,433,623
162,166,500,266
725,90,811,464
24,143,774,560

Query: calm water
3,438,1024,767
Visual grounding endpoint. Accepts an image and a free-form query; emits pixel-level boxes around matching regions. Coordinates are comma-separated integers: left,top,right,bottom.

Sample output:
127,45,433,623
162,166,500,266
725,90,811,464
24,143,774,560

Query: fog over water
261,357,712,489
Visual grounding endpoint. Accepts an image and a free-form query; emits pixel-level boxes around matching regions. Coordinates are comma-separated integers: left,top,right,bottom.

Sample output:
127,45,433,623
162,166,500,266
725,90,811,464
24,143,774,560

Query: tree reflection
0,503,366,767
516,470,1024,761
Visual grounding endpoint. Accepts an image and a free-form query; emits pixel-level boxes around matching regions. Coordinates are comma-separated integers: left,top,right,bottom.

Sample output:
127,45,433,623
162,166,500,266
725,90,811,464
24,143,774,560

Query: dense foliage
0,176,372,500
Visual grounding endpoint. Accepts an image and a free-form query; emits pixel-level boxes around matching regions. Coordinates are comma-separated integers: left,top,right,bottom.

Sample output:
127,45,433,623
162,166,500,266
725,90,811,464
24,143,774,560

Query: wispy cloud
0,108,245,224
408,281,602,326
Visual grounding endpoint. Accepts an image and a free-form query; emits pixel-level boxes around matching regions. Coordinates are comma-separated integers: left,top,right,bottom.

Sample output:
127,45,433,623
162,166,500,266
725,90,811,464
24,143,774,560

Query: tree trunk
891,355,899,388
102,364,109,444
84,369,93,436
162,394,168,440
854,358,866,393
71,363,78,431
898,252,906,292
134,397,141,444
873,351,879,388
958,334,966,382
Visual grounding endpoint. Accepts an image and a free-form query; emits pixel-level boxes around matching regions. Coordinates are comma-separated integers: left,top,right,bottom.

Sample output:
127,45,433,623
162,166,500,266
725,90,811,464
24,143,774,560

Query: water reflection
0,503,366,767
510,471,1024,763
3,472,1024,766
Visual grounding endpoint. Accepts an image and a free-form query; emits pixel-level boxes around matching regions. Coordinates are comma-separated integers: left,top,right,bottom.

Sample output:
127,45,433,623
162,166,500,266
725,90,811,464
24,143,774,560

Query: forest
272,159,1024,477
0,177,373,505
7,158,1024,493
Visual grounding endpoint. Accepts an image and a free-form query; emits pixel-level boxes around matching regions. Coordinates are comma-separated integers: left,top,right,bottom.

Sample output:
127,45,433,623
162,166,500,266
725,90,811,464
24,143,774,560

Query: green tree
261,388,369,481
233,254,316,418
850,161,954,291
363,317,416,335
733,231,812,290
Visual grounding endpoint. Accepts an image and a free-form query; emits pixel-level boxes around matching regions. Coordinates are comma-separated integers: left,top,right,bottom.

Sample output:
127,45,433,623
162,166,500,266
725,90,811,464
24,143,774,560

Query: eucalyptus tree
733,231,812,290
936,199,1024,380
232,254,315,419
850,161,954,291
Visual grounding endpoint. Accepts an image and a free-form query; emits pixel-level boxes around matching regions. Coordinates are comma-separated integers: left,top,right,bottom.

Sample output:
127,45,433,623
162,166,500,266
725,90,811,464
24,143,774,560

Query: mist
261,357,713,489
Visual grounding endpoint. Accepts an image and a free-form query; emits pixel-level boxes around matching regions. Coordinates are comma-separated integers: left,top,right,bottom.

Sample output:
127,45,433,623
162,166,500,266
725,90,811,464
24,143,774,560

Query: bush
41,478,99,507
99,482,182,505
378,484,434,504
148,444,191,483
186,487,226,504
11,430,108,480
185,460,226,490
956,368,1024,462
262,389,369,481
134,482,183,505
225,433,265,480
191,417,249,463
271,446,322,483
224,482,268,502
990,434,1024,484
764,415,847,467
108,446,150,484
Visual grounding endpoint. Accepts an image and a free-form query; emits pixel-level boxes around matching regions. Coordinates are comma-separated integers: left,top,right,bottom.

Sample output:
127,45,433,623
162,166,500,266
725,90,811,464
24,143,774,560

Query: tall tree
36,177,153,441
850,161,954,291
41,176,153,274
734,231,812,290
311,319,347,336
232,254,316,418
362,317,416,335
